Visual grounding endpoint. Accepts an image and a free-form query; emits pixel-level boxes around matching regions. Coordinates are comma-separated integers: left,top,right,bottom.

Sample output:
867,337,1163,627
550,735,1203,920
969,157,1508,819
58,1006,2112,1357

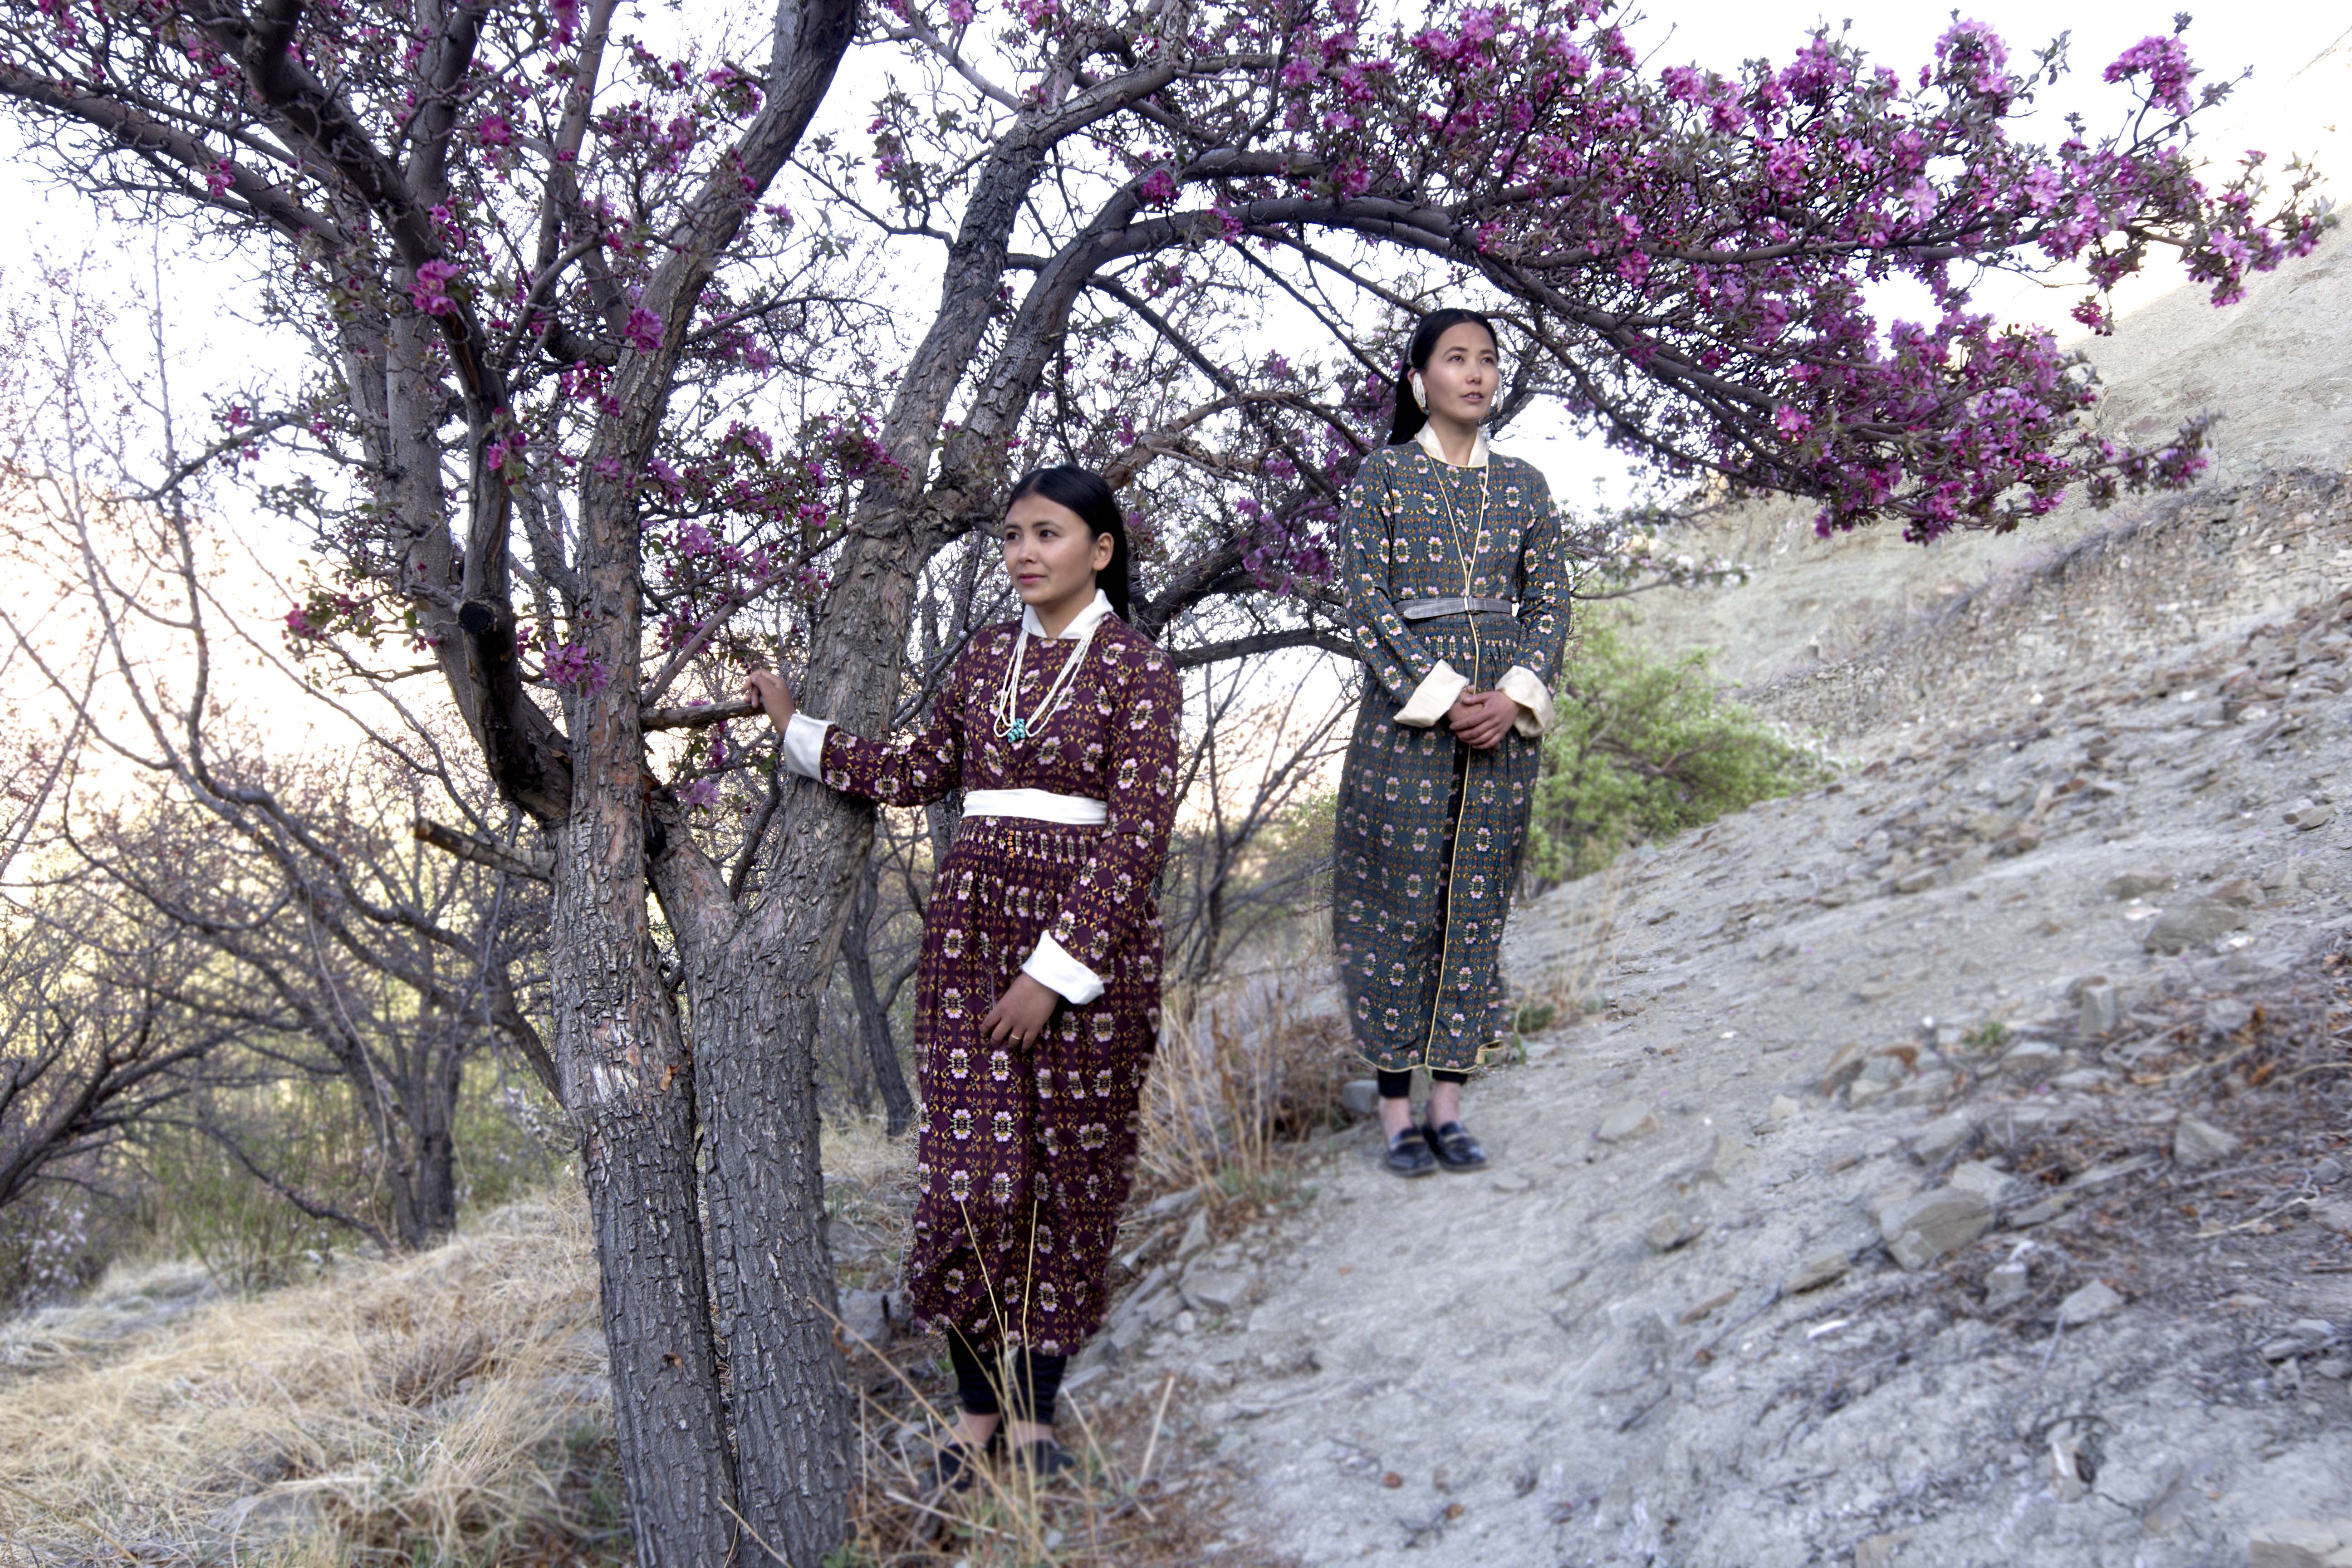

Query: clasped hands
745,665,1060,1047
1446,688,1519,750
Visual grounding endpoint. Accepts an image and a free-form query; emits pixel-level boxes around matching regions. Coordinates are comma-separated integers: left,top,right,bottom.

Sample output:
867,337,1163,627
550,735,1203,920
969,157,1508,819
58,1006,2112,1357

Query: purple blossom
543,642,609,691
624,306,662,354
410,259,461,316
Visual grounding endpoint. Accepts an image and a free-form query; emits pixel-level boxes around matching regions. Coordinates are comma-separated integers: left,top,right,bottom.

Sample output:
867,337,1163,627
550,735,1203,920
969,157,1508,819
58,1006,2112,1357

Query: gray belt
1398,596,1517,621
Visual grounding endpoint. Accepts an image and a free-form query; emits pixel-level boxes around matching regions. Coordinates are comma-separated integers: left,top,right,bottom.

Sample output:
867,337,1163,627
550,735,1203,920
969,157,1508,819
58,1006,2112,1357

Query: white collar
1020,587,1114,641
1413,421,1490,469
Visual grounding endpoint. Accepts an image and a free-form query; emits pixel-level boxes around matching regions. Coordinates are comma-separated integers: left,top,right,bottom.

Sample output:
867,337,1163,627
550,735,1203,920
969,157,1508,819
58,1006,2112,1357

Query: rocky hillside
1076,466,2352,1568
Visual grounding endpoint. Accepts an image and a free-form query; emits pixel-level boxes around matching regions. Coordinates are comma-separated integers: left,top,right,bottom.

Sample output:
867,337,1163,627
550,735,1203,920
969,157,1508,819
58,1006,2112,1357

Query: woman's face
1001,492,1113,611
1416,323,1499,426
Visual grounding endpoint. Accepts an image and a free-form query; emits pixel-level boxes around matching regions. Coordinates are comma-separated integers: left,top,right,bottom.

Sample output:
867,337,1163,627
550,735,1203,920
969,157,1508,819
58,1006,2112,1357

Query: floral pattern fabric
818,616,1180,1354
1333,441,1573,1073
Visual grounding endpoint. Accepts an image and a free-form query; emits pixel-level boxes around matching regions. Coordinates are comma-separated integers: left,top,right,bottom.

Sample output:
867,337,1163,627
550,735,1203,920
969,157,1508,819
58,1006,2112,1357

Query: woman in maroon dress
747,466,1180,1484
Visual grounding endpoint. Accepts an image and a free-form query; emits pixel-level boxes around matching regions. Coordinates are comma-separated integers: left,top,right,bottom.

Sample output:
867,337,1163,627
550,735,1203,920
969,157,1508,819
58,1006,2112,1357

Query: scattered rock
838,1289,892,1349
1994,1039,2063,1087
1766,1094,1802,1122
2210,876,2264,909
1490,1171,1534,1194
2315,1157,2346,1187
1862,1178,1923,1231
2057,1280,2124,1326
1338,1079,1381,1118
2269,1319,2340,1359
1984,1259,2031,1311
2076,983,2120,1038
2104,867,2175,899
2068,1152,2158,1192
2006,1193,2074,1229
2315,1357,2352,1381
2248,1519,2352,1568
1855,1530,1917,1568
2260,858,2303,894
1181,1266,1248,1315
2283,799,2337,831
1644,1214,1706,1253
1906,1110,1979,1166
1176,1208,1211,1259
1880,1187,1993,1271
2144,898,2250,955
1893,864,1943,895
2173,1115,2242,1170
1817,1040,1871,1095
1945,1161,2013,1205
1880,1068,1954,1110
1783,1250,1850,1294
1847,1053,1912,1109
1597,1104,1664,1143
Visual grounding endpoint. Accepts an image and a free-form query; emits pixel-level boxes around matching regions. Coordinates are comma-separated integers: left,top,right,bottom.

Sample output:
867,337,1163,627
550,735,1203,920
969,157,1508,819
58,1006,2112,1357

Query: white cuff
1497,665,1557,739
1395,659,1470,727
1022,932,1105,1006
780,713,832,779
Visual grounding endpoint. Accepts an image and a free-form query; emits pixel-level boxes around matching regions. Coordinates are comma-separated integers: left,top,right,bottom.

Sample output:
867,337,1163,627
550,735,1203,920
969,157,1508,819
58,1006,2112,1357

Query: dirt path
1079,484,2352,1567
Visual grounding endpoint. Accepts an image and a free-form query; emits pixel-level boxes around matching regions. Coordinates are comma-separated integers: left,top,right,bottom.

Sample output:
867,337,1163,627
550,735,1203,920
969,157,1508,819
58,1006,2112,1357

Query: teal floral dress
1333,426,1572,1073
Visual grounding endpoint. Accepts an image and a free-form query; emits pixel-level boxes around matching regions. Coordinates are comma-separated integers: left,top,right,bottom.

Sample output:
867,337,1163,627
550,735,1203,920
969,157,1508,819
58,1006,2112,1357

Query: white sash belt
961,788,1108,826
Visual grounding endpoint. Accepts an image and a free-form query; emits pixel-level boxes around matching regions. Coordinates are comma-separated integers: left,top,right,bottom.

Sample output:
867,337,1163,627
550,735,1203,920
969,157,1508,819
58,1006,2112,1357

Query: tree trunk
842,858,916,1138
551,804,740,1564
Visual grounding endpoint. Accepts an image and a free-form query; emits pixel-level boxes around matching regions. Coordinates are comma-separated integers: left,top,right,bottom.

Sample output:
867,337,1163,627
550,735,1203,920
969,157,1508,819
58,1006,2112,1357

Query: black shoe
1385,1126,1437,1177
1424,1120,1488,1170
1009,1438,1078,1479
922,1437,986,1496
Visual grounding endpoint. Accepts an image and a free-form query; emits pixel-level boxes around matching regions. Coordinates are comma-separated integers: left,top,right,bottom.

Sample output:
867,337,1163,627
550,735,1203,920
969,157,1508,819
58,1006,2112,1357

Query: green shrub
1524,625,1827,890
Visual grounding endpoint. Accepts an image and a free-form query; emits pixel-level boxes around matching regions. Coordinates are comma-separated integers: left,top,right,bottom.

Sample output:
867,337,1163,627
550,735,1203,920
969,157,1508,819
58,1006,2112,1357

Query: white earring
1411,373,1427,411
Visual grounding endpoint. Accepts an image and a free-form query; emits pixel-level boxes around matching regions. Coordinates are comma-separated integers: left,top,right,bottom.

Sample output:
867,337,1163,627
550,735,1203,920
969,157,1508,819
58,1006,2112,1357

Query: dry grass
0,1192,618,1566
835,1336,1276,1568
0,1102,1291,1568
1140,965,1353,1214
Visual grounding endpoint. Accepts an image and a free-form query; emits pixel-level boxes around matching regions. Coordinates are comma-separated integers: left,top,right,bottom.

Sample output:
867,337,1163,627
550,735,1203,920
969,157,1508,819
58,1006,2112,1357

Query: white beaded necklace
990,609,1102,744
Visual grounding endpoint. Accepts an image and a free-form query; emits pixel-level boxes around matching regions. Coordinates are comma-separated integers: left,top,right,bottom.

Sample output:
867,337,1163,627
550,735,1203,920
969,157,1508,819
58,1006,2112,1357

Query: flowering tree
0,0,2324,1559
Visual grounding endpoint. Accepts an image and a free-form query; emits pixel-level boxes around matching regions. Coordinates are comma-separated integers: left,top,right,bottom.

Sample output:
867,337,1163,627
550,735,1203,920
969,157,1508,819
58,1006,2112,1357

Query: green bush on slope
1525,625,1827,891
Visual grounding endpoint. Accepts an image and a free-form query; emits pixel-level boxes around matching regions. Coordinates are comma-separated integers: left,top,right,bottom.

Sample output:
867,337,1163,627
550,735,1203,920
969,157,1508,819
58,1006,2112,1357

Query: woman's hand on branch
981,973,1060,1048
745,668,797,730
1447,689,1517,751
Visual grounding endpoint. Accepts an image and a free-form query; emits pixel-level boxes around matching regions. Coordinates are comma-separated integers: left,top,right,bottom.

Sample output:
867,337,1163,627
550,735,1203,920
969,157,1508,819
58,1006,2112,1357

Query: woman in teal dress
1333,308,1573,1176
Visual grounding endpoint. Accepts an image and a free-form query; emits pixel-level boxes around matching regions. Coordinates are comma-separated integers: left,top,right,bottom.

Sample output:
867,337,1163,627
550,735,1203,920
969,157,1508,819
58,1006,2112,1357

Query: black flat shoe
1385,1126,1437,1177
1009,1438,1078,1479
1424,1120,1488,1170
922,1437,986,1496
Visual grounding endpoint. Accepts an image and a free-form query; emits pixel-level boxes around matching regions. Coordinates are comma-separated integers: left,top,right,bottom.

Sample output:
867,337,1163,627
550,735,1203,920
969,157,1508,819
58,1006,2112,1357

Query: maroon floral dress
814,613,1181,1354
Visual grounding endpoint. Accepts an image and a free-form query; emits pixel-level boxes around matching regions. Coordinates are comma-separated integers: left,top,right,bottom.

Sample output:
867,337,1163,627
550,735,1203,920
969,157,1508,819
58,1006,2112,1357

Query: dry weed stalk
1139,965,1350,1212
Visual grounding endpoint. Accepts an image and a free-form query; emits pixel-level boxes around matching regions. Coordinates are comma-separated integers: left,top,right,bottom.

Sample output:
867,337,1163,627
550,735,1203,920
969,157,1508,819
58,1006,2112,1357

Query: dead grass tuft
0,1191,620,1567
1141,966,1352,1215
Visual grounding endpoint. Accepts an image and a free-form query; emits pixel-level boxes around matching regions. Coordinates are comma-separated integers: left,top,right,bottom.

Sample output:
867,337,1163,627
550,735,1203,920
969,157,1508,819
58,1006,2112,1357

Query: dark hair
1005,464,1135,624
1388,308,1501,445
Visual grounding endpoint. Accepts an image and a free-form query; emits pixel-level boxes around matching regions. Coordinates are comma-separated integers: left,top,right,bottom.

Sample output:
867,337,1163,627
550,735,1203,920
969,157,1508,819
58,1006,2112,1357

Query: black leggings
946,1325,1069,1428
1377,1068,1469,1099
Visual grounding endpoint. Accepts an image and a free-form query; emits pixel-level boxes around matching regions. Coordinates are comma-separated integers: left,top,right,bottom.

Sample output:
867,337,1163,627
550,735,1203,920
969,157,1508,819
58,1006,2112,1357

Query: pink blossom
625,306,662,354
2104,35,2197,118
410,259,461,316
